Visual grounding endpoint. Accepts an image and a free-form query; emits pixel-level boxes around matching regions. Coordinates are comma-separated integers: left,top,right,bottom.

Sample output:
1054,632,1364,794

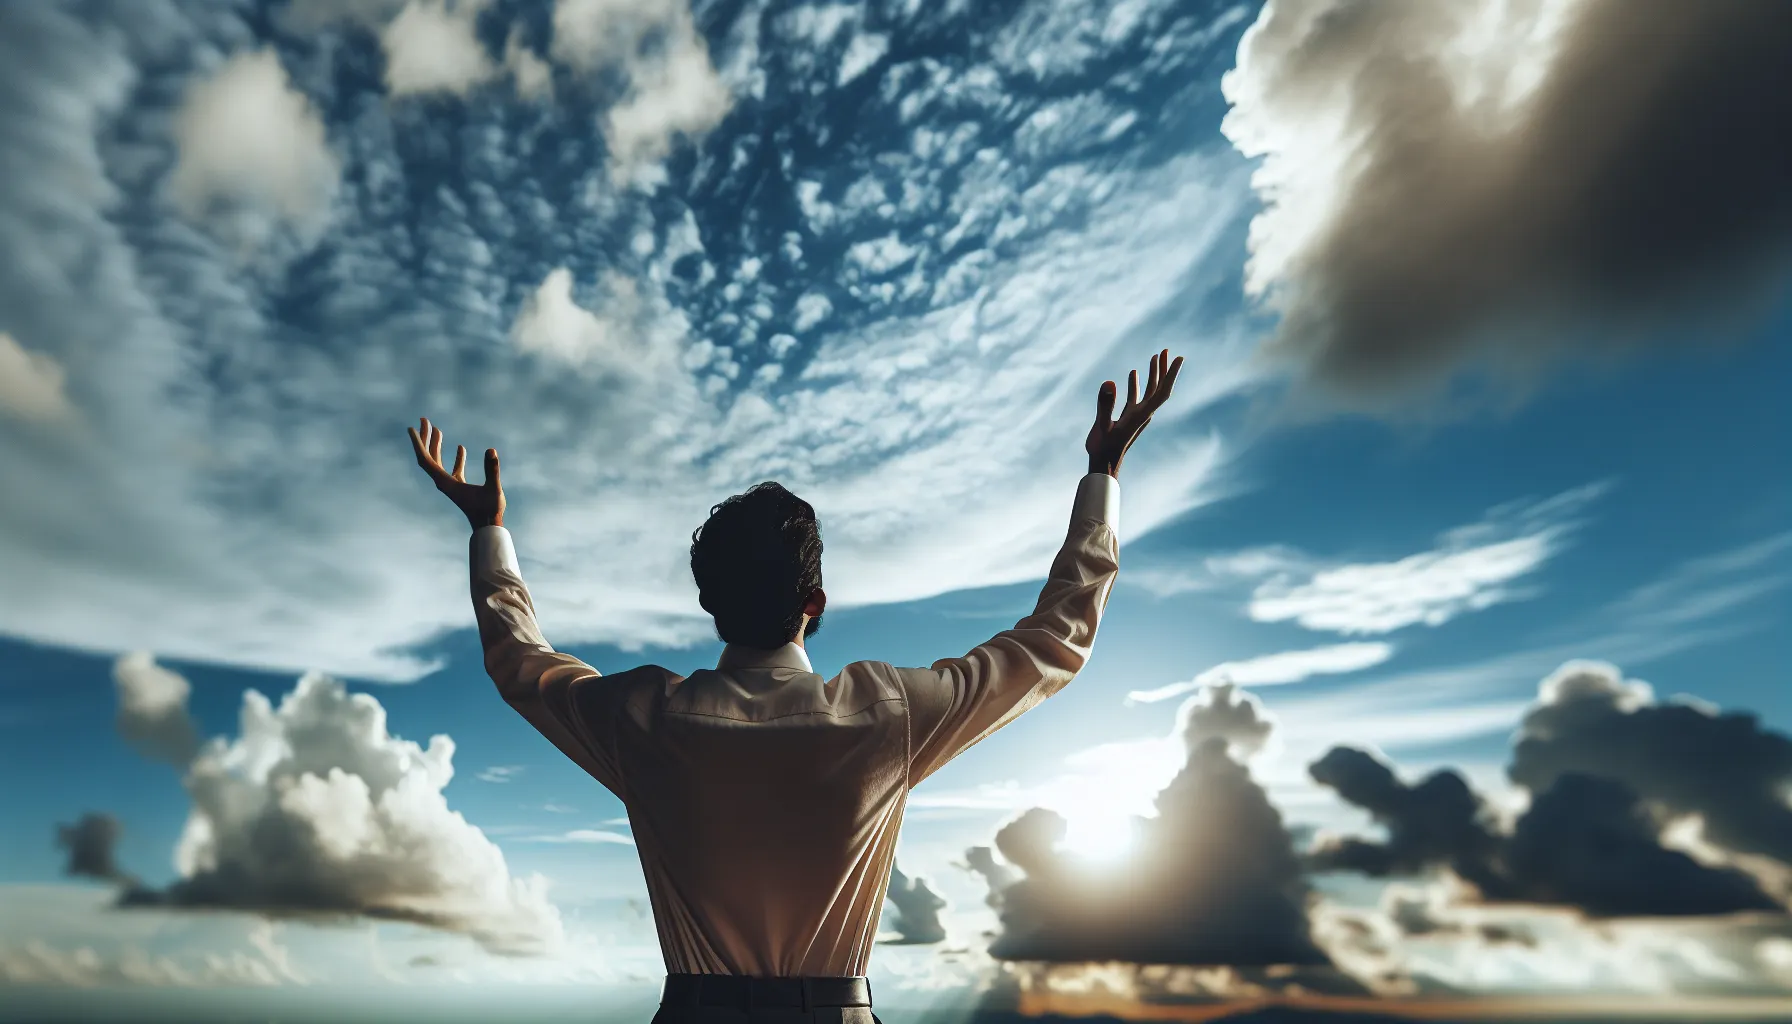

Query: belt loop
692,974,705,1009
800,978,812,1011
744,976,753,1015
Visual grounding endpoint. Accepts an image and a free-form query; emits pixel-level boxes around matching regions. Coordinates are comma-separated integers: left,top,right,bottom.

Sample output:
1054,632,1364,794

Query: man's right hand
1086,348,1183,478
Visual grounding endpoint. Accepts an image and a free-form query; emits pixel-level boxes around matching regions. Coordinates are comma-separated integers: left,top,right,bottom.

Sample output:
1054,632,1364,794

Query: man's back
617,659,906,975
468,473,1120,975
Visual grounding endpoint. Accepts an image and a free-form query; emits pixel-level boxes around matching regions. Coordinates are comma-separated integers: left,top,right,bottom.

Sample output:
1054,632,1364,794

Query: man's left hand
409,416,506,530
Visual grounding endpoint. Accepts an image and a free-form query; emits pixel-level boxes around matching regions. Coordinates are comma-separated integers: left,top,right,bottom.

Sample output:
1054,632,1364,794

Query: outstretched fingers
409,423,444,478
1151,354,1185,408
1095,379,1117,427
484,448,501,490
451,445,467,482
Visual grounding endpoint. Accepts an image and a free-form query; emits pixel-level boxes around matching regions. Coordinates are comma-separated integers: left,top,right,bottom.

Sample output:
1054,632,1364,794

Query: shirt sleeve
470,526,627,798
897,473,1121,786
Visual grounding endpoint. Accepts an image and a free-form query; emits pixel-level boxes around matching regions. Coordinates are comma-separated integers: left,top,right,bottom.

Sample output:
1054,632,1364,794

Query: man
409,350,1183,1023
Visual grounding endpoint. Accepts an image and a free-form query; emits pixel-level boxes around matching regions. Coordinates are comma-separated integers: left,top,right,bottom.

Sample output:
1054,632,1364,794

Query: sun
1041,736,1181,867
1059,810,1140,865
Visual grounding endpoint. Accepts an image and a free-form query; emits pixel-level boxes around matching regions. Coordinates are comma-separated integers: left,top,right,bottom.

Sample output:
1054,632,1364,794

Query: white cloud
767,333,798,358
0,937,290,988
113,652,200,766
523,829,636,845
476,765,524,783
1148,483,1608,634
1760,937,1792,979
552,0,732,180
838,32,889,85
1251,534,1555,634
1125,641,1394,704
503,30,554,100
792,292,833,332
509,267,647,372
846,233,919,275
381,0,497,97
781,4,858,47
168,49,340,243
134,665,563,956
0,331,73,423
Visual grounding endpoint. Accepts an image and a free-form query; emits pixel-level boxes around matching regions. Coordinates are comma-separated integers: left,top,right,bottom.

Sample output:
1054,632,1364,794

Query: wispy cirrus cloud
1131,482,1608,635
522,829,635,846
1125,641,1393,704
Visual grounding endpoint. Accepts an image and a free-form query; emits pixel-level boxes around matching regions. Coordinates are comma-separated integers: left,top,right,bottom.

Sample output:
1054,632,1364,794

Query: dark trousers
649,974,883,1024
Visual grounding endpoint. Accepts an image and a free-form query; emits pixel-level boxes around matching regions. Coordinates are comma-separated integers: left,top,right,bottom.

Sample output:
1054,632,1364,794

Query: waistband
660,974,872,1010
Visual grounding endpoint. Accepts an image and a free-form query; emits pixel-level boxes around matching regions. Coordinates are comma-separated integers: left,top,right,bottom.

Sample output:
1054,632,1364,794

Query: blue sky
2,0,1790,1017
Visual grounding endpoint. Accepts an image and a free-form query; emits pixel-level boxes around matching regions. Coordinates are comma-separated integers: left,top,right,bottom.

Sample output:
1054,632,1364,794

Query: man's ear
803,588,827,617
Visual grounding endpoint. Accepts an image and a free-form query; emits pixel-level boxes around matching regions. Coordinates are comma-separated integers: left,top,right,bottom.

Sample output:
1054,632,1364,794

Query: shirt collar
716,642,814,674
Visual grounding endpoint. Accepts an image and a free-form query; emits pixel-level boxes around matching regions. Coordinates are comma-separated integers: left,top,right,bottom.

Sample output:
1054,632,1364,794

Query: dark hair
690,482,824,649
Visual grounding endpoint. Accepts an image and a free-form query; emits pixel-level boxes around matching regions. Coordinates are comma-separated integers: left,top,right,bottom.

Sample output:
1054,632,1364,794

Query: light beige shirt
469,473,1120,977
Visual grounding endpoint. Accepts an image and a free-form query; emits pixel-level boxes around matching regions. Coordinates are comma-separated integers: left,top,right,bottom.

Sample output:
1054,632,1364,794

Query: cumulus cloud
380,0,496,96
0,331,74,423
1126,642,1392,704
1221,0,1792,404
974,685,1332,966
1309,660,1788,917
113,652,201,766
96,660,562,956
881,863,947,945
508,267,646,372
168,48,340,244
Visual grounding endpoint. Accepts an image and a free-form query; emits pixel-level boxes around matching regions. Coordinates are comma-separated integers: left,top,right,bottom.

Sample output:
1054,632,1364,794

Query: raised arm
409,417,626,797
899,350,1183,785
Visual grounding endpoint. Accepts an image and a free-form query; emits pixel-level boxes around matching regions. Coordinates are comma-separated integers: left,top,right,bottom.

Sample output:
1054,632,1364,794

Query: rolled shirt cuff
471,525,520,577
1072,472,1120,537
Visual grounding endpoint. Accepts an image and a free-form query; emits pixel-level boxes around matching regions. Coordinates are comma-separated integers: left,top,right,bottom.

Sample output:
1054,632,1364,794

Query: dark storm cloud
972,686,1332,967
959,846,1019,907
56,813,129,883
1311,747,1781,916
1177,682,1274,758
1306,747,1506,892
1223,0,1792,401
1310,661,1792,916
1509,660,1792,865
882,864,948,944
